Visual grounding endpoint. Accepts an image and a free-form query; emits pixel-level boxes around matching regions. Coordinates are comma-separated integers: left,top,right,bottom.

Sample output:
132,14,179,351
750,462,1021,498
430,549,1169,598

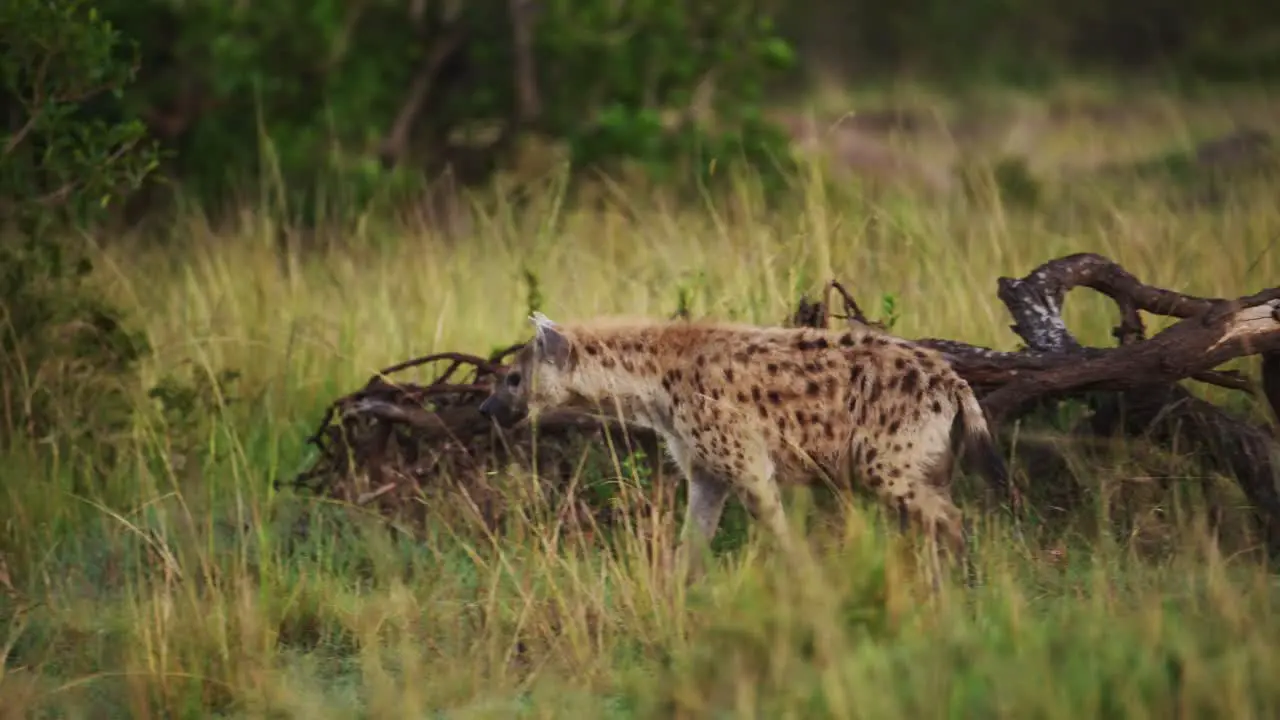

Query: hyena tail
954,385,1018,509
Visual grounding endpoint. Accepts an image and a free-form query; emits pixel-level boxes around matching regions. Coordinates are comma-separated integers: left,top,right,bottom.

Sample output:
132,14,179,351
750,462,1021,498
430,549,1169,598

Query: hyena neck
561,326,669,425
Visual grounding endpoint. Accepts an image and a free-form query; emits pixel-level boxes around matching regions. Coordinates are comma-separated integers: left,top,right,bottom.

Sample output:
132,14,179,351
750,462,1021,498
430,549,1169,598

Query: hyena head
479,312,577,428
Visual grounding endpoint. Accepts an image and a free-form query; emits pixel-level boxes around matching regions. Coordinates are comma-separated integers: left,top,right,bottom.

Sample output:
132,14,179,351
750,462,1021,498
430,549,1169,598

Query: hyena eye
505,372,522,388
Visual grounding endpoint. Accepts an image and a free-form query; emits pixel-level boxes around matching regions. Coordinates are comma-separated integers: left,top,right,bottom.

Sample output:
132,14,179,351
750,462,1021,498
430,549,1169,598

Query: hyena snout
478,394,527,428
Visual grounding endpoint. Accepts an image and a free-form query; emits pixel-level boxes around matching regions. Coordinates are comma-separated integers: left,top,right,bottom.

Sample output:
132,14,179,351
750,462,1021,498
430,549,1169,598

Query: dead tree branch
975,253,1280,552
290,253,1280,554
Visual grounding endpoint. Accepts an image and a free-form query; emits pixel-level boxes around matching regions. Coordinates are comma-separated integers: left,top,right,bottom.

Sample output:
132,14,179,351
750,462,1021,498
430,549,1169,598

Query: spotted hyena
479,312,1010,578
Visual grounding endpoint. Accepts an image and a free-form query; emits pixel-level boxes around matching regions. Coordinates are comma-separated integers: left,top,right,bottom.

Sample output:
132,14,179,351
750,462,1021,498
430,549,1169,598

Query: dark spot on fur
585,344,600,356
850,365,863,383
913,348,929,360
869,377,883,404
901,369,920,395
767,390,781,404
814,337,829,349
931,400,942,413
806,380,820,396
796,339,813,351
894,358,907,370
752,386,762,402
737,391,747,403
724,368,735,382
601,357,616,369
696,354,706,367
805,362,823,373
866,448,879,464
840,333,855,346
868,474,884,489
888,420,901,434
767,363,779,374
794,409,806,425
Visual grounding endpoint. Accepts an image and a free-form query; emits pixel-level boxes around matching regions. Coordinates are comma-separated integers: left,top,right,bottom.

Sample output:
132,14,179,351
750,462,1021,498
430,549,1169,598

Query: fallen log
287,253,1280,554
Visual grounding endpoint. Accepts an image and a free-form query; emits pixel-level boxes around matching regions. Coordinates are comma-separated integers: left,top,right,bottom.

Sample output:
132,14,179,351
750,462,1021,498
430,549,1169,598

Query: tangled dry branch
288,253,1280,553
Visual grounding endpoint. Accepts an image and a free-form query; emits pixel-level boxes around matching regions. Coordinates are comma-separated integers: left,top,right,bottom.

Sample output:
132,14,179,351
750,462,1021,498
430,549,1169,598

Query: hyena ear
529,312,573,369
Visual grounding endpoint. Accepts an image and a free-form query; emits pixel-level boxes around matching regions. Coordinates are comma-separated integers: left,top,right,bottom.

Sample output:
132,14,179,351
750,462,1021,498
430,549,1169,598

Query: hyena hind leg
863,450,969,591
924,445,980,589
903,485,970,595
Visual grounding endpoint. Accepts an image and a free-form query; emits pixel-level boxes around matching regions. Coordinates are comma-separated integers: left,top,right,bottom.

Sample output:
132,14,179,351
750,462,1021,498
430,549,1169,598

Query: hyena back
479,312,1009,575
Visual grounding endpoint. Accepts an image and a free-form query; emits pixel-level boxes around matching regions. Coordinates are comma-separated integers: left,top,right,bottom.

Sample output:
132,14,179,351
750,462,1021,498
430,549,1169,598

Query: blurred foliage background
6,0,1280,230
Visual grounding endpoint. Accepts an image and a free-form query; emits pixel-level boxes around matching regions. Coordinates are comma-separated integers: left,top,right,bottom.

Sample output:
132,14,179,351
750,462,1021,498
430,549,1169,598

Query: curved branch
982,300,1280,421
994,252,1227,353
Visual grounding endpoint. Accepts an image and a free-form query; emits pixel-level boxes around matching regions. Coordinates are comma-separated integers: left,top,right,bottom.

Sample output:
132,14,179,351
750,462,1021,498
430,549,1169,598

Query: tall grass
2,88,1280,718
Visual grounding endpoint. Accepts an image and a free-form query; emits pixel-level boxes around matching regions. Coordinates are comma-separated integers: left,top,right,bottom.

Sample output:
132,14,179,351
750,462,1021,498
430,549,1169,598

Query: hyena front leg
670,438,732,584
692,438,801,564
709,437,839,628
669,442,732,583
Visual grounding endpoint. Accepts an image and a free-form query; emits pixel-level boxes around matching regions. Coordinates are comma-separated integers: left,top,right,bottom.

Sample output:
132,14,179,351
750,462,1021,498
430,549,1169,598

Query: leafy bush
0,0,157,454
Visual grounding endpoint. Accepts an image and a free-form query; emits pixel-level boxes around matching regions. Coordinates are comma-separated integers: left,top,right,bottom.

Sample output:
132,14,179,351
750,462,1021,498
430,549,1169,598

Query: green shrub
89,0,798,220
0,0,158,456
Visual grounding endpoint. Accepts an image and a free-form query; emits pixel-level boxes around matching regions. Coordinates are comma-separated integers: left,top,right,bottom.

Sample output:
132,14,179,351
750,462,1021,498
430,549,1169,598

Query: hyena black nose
478,396,497,419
